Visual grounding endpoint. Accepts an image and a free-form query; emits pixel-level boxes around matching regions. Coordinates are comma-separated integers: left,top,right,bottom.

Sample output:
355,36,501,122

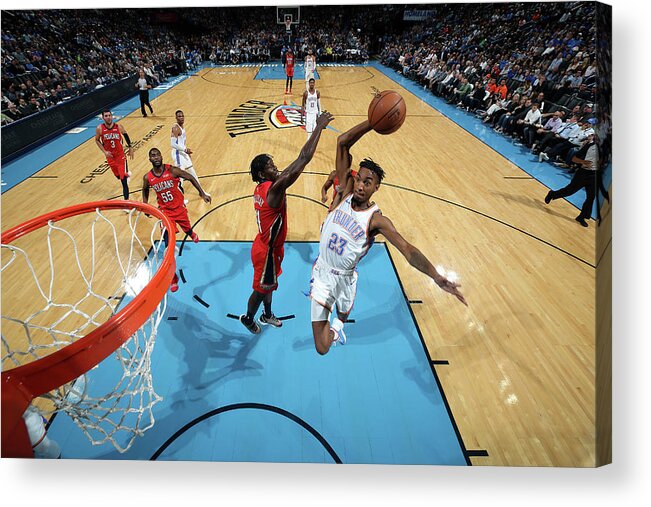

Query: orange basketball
368,90,406,135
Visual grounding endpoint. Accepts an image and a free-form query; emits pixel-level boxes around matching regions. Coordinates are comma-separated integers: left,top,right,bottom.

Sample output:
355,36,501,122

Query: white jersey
318,193,380,272
171,123,190,168
305,56,316,75
171,123,197,176
305,89,319,116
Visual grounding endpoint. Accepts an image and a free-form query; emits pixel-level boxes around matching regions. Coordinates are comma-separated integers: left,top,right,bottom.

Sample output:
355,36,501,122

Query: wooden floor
1,66,599,466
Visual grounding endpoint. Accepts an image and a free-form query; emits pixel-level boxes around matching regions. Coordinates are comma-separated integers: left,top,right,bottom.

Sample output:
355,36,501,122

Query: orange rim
1,200,176,457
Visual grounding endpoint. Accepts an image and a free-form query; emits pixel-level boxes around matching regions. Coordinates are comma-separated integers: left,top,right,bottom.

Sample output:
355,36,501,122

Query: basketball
368,90,406,135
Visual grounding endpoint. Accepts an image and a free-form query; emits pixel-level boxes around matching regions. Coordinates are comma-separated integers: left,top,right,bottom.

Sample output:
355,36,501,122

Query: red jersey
147,164,185,210
253,181,287,249
285,53,295,71
100,122,125,159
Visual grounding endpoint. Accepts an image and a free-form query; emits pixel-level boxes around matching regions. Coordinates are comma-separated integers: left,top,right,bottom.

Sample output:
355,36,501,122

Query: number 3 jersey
318,193,380,271
146,164,185,211
100,122,125,160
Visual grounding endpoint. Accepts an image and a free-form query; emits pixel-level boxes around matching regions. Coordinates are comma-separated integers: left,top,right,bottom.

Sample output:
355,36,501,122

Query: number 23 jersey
319,193,380,271
147,164,185,210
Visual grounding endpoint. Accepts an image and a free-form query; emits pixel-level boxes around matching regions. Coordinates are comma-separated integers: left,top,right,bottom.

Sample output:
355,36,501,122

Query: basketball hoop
1,200,176,457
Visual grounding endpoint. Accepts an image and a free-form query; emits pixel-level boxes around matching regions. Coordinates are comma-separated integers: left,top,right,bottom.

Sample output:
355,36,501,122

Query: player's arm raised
267,111,334,207
335,120,373,190
169,165,212,204
372,213,468,306
118,124,134,160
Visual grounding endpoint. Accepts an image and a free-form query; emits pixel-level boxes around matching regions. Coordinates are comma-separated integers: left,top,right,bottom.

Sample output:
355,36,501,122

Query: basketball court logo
269,104,303,129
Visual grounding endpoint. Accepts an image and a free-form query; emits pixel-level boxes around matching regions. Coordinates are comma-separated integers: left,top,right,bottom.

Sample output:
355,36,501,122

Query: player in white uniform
301,78,321,141
309,120,468,356
304,49,316,90
171,109,198,180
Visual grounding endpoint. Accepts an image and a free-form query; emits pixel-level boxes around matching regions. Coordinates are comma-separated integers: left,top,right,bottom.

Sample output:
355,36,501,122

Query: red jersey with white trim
147,164,185,210
100,122,125,159
285,53,295,72
253,181,287,249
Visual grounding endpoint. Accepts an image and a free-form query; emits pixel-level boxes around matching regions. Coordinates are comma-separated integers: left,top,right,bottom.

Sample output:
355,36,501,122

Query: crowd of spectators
2,5,404,124
2,1,603,161
380,1,600,169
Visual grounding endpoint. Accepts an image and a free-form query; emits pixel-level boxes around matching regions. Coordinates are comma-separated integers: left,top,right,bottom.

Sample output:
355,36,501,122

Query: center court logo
225,100,303,138
268,104,303,130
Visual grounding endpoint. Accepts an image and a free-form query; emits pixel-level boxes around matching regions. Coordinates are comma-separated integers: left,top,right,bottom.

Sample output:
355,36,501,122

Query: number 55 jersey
146,164,192,233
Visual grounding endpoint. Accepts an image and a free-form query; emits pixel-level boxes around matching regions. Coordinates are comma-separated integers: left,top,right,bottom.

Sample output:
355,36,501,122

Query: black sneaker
575,217,589,228
239,314,261,334
260,313,282,328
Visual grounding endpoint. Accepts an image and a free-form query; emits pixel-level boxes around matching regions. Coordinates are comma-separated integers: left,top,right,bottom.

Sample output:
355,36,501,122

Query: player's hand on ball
438,278,468,306
317,111,334,128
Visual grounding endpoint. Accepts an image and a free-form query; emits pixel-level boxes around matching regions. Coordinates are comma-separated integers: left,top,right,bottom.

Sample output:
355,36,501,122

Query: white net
1,206,170,453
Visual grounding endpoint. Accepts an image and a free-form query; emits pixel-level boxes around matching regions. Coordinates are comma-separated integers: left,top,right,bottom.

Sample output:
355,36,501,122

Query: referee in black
544,133,599,227
136,69,154,117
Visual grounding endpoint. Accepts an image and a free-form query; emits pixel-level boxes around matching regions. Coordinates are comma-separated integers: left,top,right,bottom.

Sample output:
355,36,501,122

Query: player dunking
142,147,212,292
283,48,295,94
309,120,467,355
95,109,134,200
304,49,316,91
240,111,334,334
301,78,321,141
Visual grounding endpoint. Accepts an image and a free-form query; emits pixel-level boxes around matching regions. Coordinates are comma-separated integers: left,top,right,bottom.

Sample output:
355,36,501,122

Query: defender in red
94,109,134,200
142,147,212,292
284,48,295,94
239,111,334,334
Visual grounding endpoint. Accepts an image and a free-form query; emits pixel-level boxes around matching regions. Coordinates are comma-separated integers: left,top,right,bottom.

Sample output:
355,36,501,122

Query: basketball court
1,54,607,466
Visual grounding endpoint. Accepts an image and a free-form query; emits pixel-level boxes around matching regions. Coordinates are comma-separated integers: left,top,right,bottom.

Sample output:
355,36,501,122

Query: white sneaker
331,327,346,346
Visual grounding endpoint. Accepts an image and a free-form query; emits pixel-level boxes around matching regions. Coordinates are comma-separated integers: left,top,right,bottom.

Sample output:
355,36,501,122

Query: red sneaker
191,231,199,243
170,274,179,292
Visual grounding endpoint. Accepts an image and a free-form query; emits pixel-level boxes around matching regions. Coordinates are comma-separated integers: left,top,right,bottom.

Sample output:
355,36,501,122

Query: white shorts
305,113,317,135
305,70,315,82
309,258,358,321
172,149,193,169
172,149,197,179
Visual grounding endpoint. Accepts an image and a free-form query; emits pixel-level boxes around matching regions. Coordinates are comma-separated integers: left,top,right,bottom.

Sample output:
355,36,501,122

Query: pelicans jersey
100,122,127,178
251,181,288,293
285,53,295,77
147,164,184,210
146,164,192,233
